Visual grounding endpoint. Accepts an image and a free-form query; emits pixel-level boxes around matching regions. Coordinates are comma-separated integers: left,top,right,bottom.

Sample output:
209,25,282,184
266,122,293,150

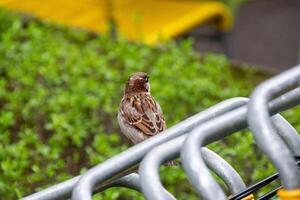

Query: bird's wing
155,101,166,130
120,94,166,136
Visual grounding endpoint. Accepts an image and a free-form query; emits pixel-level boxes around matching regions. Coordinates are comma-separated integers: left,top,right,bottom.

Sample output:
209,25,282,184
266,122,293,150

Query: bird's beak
145,82,150,92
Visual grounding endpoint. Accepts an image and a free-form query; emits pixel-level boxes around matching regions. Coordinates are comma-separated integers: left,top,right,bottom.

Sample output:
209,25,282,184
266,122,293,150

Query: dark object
258,186,282,200
228,0,300,71
193,0,300,72
230,155,300,200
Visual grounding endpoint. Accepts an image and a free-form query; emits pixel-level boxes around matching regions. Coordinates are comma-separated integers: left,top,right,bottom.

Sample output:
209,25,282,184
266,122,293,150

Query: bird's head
125,72,150,94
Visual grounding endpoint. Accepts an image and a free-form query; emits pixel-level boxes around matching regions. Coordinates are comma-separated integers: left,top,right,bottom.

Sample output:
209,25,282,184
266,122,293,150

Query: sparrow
118,72,177,166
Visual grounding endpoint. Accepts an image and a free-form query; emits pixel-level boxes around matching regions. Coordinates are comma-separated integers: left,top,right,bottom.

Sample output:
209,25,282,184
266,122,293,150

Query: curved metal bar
23,98,247,200
180,87,300,200
22,176,79,200
139,135,182,200
22,174,141,200
93,173,141,193
139,94,300,200
201,148,246,194
139,98,248,200
272,115,300,156
139,137,247,200
22,87,300,200
71,98,249,200
248,65,300,190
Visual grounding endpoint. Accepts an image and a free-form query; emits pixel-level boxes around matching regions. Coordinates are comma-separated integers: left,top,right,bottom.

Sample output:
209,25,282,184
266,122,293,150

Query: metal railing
22,65,300,200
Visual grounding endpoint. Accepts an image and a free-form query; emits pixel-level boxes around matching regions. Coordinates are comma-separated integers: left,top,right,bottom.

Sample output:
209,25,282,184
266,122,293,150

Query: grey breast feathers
118,93,166,144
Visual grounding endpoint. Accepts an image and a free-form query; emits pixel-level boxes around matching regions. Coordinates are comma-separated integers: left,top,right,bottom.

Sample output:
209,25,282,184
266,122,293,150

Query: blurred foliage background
0,5,299,200
223,0,248,13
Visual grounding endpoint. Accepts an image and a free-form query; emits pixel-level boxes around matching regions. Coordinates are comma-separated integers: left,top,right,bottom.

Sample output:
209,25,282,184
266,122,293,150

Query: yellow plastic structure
113,0,232,44
241,194,255,200
0,0,111,33
278,188,300,200
0,0,232,45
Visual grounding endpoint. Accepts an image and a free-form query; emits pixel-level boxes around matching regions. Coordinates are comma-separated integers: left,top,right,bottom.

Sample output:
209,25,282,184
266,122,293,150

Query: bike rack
248,66,300,190
22,65,300,200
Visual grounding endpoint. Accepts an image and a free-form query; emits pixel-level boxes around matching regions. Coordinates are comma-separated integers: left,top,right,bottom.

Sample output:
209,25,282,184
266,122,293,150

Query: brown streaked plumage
118,72,176,166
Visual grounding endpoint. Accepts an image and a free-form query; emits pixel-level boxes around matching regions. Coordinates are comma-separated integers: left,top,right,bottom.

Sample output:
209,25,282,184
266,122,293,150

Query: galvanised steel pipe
139,95,300,200
71,98,250,200
139,98,248,200
248,65,300,190
202,148,247,194
272,115,300,156
22,176,79,200
23,98,248,200
23,88,300,200
180,87,300,199
22,173,141,200
140,135,182,200
93,173,141,193
230,157,300,199
139,141,247,200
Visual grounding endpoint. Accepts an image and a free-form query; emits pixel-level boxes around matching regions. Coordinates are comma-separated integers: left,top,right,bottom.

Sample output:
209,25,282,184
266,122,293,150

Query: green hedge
0,9,299,200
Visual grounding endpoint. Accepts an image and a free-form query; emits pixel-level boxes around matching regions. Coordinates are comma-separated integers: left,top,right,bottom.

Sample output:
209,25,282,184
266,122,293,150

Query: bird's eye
145,76,149,82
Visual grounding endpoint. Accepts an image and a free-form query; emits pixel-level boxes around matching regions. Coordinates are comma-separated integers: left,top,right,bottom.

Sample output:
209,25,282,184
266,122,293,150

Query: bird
118,72,177,166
